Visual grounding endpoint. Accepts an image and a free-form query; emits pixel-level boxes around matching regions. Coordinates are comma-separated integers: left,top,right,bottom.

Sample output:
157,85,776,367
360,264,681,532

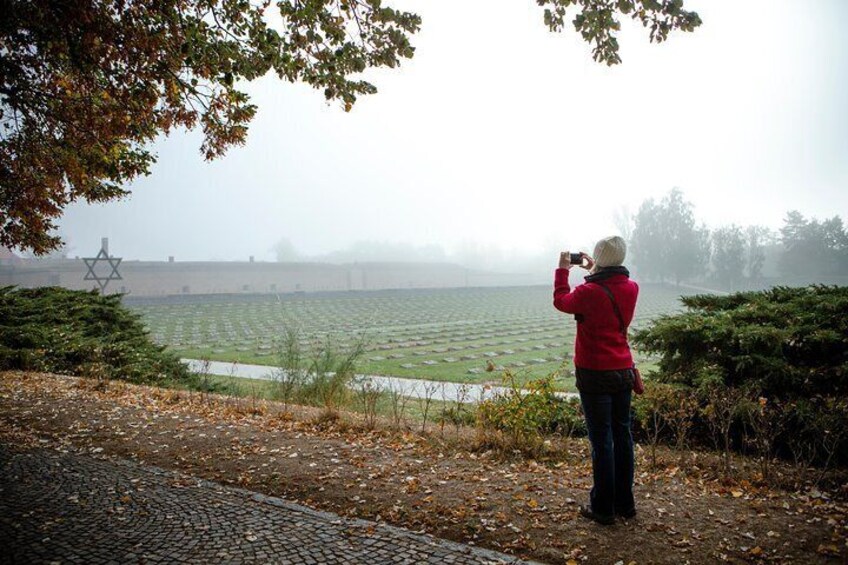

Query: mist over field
3,3,848,561
270,239,582,274
52,0,847,267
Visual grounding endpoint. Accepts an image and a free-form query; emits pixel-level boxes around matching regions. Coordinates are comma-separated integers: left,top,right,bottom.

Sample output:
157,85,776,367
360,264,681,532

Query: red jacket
553,268,639,371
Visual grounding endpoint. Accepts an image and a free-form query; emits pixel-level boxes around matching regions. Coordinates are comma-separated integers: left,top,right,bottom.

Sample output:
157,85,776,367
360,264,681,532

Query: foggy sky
58,0,848,263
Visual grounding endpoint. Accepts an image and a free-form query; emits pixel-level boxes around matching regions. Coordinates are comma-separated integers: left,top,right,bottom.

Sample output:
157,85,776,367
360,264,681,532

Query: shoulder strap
595,282,626,337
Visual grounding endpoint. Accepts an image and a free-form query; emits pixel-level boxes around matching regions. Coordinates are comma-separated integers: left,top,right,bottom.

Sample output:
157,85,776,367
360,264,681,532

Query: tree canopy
1,0,701,254
630,188,709,284
627,189,847,288
779,211,848,277
710,224,745,291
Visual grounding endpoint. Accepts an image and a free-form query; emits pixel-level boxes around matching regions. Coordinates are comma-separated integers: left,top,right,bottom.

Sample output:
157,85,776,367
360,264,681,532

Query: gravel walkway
0,445,538,565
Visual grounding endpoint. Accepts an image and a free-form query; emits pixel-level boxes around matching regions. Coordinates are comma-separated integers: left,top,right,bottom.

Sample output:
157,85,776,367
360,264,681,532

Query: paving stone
0,445,537,565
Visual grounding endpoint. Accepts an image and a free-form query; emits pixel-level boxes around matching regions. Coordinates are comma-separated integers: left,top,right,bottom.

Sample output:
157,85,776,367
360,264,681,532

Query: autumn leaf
816,544,840,556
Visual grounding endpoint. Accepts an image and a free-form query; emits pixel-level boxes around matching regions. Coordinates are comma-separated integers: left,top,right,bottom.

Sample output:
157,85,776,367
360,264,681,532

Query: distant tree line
628,189,848,289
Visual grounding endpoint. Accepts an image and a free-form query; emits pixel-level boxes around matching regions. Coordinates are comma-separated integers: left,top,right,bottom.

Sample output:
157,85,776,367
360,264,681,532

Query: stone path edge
136,459,543,565
5,445,544,565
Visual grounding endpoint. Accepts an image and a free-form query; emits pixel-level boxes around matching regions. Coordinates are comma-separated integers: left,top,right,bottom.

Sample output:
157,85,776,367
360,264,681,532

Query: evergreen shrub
0,286,190,385
633,285,848,468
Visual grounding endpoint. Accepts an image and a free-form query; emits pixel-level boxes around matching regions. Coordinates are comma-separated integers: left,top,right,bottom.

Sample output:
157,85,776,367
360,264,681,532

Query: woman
553,235,639,525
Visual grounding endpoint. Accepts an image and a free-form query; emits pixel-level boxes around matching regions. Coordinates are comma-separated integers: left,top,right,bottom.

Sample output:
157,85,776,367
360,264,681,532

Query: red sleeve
553,268,589,314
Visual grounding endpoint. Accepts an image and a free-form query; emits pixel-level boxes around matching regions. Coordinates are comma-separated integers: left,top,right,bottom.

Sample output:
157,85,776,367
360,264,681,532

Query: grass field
129,283,703,385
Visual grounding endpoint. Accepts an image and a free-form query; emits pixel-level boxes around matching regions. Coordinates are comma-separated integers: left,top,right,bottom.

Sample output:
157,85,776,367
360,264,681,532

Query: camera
569,253,583,266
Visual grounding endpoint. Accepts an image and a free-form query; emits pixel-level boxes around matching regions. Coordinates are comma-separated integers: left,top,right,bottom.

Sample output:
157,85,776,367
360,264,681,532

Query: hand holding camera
559,251,595,271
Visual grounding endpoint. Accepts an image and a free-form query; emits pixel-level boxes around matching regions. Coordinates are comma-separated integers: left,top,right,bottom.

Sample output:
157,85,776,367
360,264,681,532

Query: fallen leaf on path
816,544,840,556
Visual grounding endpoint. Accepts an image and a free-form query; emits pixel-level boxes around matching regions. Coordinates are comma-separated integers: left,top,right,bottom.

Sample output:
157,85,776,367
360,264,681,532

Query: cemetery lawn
3,371,845,565
131,284,693,386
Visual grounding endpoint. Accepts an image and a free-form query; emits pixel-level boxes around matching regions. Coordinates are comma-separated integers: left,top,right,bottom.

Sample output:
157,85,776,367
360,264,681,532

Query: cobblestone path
0,445,537,565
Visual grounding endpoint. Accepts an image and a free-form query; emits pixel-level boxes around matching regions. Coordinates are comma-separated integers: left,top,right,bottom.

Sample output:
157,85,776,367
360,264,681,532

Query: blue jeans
580,388,635,518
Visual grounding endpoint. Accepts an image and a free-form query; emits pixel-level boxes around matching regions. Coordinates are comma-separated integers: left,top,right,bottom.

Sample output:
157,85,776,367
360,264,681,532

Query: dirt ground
1,371,845,564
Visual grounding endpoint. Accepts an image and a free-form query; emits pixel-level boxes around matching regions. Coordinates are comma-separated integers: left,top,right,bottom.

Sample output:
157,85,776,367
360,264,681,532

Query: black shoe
616,507,637,519
579,505,615,526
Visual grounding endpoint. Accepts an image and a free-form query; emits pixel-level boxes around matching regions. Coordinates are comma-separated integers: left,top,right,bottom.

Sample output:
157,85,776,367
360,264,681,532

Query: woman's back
553,269,639,371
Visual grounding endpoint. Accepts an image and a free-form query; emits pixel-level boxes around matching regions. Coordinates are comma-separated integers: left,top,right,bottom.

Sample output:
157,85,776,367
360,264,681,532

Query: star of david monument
83,237,122,293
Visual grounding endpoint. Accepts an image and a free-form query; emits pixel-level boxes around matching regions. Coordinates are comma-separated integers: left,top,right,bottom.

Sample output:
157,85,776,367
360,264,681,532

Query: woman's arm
553,268,575,313
553,252,591,314
553,268,592,314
